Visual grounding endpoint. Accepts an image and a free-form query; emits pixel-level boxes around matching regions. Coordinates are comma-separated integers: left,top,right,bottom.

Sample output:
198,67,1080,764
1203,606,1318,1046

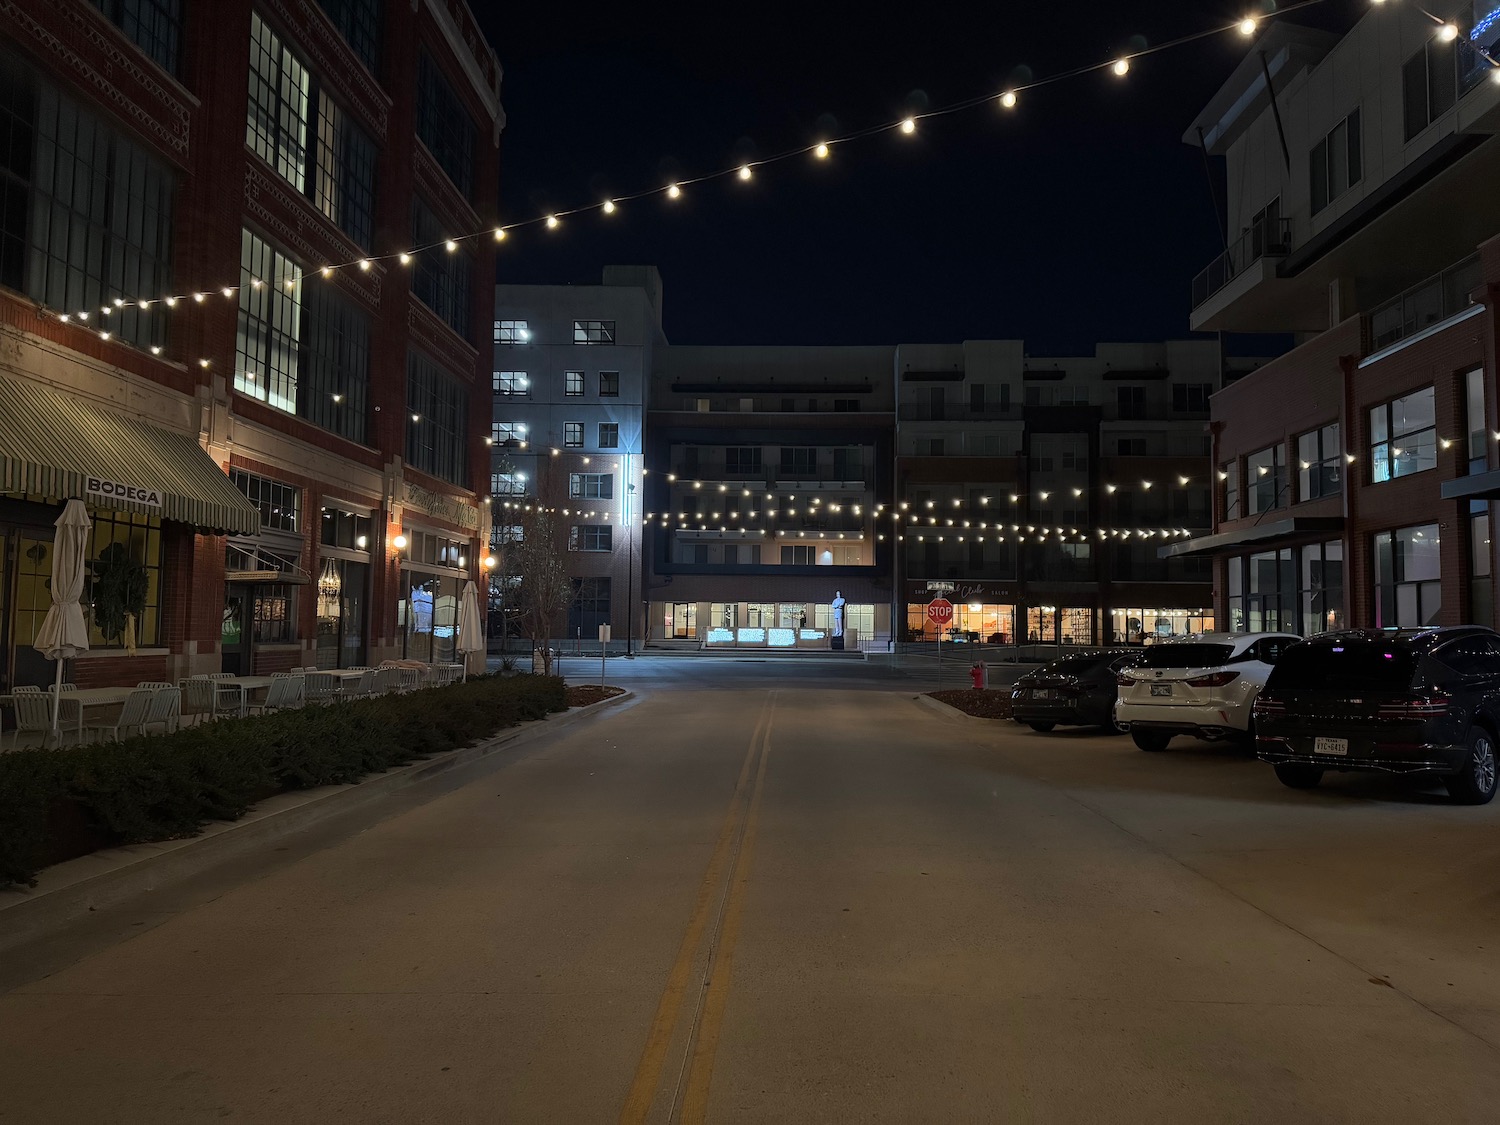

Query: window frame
1370,387,1437,483
572,319,616,345
1296,422,1342,502
563,422,584,448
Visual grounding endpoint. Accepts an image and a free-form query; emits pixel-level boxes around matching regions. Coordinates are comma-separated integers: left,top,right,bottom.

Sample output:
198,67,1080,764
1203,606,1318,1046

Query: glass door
672,603,697,638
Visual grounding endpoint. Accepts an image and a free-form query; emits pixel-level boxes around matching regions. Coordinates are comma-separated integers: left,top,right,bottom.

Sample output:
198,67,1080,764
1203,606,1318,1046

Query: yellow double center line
620,692,776,1125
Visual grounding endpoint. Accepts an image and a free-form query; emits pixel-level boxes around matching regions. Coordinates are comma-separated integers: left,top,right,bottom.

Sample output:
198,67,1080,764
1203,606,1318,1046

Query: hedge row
0,673,567,888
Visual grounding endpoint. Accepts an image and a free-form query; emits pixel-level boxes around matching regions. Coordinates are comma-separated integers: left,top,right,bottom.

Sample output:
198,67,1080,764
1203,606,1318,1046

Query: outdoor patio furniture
4,693,54,750
251,675,304,714
85,689,154,743
136,681,173,690
396,668,422,694
372,667,401,695
337,669,375,700
142,687,182,734
303,671,338,704
14,685,40,693
179,677,213,725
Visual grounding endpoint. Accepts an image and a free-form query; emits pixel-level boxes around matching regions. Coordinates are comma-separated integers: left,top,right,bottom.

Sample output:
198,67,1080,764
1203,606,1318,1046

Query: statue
831,590,846,649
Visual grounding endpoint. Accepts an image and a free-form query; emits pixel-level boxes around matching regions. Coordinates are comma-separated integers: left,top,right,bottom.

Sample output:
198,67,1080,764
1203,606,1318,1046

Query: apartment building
895,340,1263,647
1172,8,1500,634
0,1,501,690
490,267,662,648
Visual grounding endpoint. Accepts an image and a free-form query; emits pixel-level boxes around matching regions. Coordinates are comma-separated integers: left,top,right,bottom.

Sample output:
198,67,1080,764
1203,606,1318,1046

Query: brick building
1168,10,1500,633
0,0,501,690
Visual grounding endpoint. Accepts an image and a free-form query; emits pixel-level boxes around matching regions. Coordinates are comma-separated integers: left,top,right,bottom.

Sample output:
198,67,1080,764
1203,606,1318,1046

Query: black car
1011,649,1145,733
1253,627,1500,804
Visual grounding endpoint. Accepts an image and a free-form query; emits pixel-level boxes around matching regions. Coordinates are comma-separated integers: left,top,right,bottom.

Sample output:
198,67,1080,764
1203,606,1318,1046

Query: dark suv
1253,627,1500,804
1011,649,1144,732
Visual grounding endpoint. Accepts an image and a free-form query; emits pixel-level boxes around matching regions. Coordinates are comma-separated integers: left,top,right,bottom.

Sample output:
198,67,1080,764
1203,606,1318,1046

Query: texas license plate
1150,684,1172,697
1314,736,1348,756
1033,689,1052,700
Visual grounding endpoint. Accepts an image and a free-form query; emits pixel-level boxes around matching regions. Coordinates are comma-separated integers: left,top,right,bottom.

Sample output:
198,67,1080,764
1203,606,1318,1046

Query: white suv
1114,632,1300,752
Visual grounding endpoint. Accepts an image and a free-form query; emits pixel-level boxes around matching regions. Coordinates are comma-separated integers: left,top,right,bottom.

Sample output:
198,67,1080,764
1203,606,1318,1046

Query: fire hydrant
970,661,987,690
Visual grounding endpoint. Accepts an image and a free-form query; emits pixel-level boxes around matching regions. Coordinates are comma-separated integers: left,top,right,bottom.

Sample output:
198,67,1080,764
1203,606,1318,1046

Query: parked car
1011,649,1145,732
1115,632,1300,752
1253,626,1500,804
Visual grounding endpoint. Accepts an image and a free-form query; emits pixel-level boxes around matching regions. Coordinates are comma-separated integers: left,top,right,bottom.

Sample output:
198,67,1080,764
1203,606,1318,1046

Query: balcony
898,402,1020,422
1191,219,1294,311
1365,254,1481,355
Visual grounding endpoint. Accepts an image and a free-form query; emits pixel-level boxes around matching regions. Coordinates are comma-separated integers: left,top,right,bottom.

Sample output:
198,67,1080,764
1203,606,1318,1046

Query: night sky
479,1,1360,353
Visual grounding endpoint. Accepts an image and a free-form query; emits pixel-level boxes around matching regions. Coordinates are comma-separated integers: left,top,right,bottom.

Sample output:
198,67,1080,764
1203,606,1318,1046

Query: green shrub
0,673,566,888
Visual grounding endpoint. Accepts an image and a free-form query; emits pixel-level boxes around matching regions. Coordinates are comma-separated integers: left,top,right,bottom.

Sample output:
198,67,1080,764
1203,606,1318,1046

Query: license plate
1314,736,1348,756
1150,684,1172,697
1034,689,1052,700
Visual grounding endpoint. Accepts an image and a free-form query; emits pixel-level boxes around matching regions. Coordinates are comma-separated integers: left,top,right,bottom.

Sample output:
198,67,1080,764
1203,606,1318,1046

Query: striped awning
0,376,260,535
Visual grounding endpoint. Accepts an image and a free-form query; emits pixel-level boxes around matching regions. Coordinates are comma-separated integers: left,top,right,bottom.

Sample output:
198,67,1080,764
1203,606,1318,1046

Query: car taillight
1183,671,1240,688
1376,695,1449,719
1116,674,1135,687
1252,696,1285,716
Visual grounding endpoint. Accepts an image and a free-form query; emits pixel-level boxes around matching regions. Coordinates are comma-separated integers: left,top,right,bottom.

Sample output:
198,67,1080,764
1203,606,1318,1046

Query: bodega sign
86,476,162,509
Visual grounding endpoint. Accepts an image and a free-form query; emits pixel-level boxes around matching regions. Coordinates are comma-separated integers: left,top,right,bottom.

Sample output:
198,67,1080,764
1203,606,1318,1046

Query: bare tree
509,469,573,676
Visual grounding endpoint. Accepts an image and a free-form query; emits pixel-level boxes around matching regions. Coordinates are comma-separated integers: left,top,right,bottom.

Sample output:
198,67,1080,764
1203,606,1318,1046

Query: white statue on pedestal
831,590,845,638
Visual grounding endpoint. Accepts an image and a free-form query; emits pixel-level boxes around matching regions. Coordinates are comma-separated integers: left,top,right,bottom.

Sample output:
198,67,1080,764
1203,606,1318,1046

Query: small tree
510,478,573,676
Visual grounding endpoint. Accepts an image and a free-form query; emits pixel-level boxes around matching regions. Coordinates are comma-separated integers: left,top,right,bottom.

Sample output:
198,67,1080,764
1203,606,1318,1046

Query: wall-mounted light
483,555,497,569
393,534,408,551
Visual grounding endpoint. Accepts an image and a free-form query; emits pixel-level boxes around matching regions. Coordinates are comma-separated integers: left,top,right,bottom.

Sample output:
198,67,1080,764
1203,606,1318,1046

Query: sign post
598,624,611,687
927,598,954,663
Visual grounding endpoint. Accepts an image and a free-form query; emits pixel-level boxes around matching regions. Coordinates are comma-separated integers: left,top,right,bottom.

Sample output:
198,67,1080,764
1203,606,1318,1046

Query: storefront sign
907,580,1016,602
924,580,955,593
86,476,161,509
402,481,480,531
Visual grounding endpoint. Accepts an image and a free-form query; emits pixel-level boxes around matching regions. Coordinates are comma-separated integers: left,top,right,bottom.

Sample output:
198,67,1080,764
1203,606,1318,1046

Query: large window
1297,423,1342,501
411,196,470,336
231,469,301,534
1310,109,1362,215
573,319,615,344
91,0,183,74
1371,387,1436,482
236,229,369,440
565,371,584,396
1374,524,1441,627
1246,443,1287,515
1172,383,1212,413
0,53,174,349
1403,36,1458,141
494,319,529,343
1221,462,1240,521
1298,541,1345,637
491,471,526,496
570,472,613,499
1467,367,1487,472
491,421,525,446
493,370,527,396
247,13,376,248
1474,510,1493,629
1224,548,1297,634
569,525,612,552
727,447,762,475
316,0,381,73
406,351,469,485
416,52,475,197
781,544,815,565
598,423,619,449
599,371,620,397
780,447,818,476
564,422,583,448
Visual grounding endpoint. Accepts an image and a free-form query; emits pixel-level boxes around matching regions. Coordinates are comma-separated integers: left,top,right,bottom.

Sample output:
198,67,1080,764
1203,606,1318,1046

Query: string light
493,228,507,242
602,199,617,214
667,183,682,199
738,164,753,181
1112,58,1131,77
999,91,1018,109
814,142,830,158
1238,17,1258,36
900,117,917,134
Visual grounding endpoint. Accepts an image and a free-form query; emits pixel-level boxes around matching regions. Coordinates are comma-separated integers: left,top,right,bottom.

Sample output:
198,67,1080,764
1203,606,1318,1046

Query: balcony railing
1191,218,1294,310
897,403,1020,422
1367,254,1481,353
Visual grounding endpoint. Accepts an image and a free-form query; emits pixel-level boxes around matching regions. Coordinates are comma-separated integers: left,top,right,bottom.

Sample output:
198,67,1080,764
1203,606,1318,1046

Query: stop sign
926,598,954,627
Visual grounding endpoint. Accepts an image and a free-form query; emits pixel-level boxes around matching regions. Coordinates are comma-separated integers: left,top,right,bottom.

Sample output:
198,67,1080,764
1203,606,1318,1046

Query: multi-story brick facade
1171,10,1500,634
0,1,501,690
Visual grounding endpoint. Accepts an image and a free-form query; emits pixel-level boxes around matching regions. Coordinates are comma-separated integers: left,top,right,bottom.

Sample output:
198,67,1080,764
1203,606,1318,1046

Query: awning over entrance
1159,516,1344,558
1440,470,1500,502
0,376,259,534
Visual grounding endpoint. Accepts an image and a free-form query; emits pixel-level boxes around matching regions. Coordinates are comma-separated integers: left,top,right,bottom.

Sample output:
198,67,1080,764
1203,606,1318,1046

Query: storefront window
1299,541,1344,637
1109,608,1214,644
399,570,461,662
1374,523,1441,627
1473,510,1493,628
316,557,367,668
253,585,294,643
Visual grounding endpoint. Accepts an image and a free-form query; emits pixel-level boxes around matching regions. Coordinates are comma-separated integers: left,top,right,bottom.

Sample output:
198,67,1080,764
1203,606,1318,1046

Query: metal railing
1191,218,1294,309
1367,255,1481,353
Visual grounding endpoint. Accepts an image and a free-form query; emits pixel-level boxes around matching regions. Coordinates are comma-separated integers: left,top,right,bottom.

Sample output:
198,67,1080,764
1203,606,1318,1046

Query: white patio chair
14,685,41,693
179,677,214,725
303,671,338,704
252,675,303,714
143,687,181,734
86,689,154,743
136,680,173,690
337,669,376,701
396,667,422,694
372,667,401,695
5,693,55,750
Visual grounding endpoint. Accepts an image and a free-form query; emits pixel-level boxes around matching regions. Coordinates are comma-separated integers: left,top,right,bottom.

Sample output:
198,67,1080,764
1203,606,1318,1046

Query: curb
914,692,1011,723
0,690,633,953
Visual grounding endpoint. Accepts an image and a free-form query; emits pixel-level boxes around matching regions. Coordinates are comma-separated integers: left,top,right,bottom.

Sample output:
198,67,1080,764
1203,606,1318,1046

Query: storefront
654,599,881,648
0,375,260,689
1107,607,1215,645
397,526,472,664
903,581,1018,644
315,505,373,669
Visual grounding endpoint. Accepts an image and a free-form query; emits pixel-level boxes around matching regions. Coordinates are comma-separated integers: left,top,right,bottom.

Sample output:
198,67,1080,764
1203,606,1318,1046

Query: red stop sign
927,598,954,627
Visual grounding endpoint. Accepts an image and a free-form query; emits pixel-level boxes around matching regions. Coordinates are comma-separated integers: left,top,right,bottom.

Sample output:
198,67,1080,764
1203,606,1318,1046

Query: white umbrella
455,579,483,682
33,499,92,736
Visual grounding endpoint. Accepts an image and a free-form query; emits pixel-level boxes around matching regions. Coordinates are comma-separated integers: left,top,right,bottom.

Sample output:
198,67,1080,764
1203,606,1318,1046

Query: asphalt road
5,656,1500,1122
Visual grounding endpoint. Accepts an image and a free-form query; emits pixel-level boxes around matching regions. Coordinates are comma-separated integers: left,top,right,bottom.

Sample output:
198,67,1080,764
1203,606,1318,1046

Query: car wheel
1132,730,1171,752
1446,730,1499,805
1273,763,1323,789
1027,722,1056,733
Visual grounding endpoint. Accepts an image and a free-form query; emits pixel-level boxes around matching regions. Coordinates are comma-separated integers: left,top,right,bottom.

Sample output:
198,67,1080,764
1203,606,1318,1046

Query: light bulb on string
814,142,830,159
900,117,917,134
1238,17,1257,35
493,228,506,242
399,252,411,265
602,199,616,214
445,239,458,252
546,215,560,229
738,164,753,181
999,90,1018,109
1112,58,1130,77
667,183,682,199
1438,23,1459,43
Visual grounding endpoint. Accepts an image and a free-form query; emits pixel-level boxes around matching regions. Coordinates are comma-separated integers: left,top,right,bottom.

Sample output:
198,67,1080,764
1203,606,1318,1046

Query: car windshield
1138,643,1233,669
1266,644,1419,691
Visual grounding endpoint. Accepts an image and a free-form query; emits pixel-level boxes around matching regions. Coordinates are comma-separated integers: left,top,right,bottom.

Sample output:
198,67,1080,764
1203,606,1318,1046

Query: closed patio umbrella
33,499,92,736
455,579,483,683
